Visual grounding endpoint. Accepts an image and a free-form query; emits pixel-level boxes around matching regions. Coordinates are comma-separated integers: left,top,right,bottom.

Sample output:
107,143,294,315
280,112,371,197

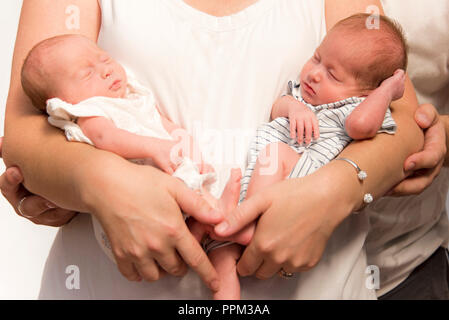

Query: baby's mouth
303,82,316,95
109,79,122,91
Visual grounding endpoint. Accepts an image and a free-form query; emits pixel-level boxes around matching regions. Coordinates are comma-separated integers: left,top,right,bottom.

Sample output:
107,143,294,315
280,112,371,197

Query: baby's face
45,37,127,104
299,31,366,105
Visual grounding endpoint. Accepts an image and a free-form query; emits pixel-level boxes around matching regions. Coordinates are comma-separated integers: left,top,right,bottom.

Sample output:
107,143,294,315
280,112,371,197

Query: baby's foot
218,168,242,215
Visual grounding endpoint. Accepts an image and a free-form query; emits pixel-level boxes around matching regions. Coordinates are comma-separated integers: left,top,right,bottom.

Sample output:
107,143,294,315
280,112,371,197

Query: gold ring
278,268,294,279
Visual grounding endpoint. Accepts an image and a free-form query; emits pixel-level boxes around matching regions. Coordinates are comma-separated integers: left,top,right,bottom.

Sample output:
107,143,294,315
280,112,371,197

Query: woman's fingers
0,165,77,225
237,242,264,276
176,231,220,292
153,250,187,277
16,194,57,218
0,166,25,200
11,192,77,226
134,257,161,282
115,256,142,282
254,260,281,280
172,180,222,224
28,208,78,227
214,190,270,238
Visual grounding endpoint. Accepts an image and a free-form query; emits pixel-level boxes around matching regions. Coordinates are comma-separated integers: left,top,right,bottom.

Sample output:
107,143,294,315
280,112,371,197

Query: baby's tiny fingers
304,118,313,145
289,118,297,140
296,119,304,144
312,116,320,140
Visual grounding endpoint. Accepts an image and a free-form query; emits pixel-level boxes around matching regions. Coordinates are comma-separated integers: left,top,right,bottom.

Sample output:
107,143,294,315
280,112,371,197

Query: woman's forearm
334,76,424,214
3,95,131,212
3,0,103,211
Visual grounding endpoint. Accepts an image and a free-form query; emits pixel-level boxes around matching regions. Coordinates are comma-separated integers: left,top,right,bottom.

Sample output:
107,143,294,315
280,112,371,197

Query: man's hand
388,104,446,196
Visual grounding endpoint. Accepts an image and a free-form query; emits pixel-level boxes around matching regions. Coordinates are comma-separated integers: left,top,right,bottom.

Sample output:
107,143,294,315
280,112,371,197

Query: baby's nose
102,67,113,79
309,69,322,82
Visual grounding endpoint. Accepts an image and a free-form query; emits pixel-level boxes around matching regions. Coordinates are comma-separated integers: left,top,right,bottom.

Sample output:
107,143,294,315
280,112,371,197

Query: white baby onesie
46,73,219,263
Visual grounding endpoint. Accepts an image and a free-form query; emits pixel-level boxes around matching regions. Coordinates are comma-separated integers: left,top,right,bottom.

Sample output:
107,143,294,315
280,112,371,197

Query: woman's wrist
302,160,365,226
76,151,135,215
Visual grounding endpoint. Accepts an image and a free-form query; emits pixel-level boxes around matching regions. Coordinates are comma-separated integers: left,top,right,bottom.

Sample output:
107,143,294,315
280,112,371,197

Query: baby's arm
77,116,179,174
271,95,319,145
345,70,406,140
271,95,302,120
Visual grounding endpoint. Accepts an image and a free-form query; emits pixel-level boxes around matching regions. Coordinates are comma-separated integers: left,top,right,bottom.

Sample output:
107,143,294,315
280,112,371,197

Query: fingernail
10,170,21,183
416,113,430,127
211,279,220,292
405,162,415,171
215,221,228,234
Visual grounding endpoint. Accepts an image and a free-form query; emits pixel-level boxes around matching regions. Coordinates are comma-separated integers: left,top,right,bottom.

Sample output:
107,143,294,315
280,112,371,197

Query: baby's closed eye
80,69,93,79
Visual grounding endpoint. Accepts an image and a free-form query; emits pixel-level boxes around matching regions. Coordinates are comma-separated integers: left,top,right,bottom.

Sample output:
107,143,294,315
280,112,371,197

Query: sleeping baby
21,11,408,300
20,34,247,298
192,13,407,299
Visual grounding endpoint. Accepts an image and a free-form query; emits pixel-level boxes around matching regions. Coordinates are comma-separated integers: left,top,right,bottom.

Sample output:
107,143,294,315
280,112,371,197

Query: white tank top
40,0,377,299
98,0,326,194
96,0,449,297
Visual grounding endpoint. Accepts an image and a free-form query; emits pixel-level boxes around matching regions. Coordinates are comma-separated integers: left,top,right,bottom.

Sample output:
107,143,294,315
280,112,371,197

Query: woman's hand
0,137,77,226
388,104,447,196
213,174,348,279
87,162,223,291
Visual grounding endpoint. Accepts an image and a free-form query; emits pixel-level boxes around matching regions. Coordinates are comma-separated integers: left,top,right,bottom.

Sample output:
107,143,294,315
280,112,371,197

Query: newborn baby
193,13,407,299
238,13,407,204
20,34,247,298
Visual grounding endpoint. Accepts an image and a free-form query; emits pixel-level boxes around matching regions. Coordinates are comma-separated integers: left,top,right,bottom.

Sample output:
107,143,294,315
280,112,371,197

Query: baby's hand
151,138,183,175
288,104,320,145
381,69,406,101
200,162,215,175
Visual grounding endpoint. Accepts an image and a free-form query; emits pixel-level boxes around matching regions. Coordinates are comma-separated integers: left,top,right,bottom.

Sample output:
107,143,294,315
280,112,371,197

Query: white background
0,0,448,299
0,0,59,299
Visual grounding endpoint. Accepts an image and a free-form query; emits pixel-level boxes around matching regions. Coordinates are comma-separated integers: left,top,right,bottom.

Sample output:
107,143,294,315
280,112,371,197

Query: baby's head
21,34,128,111
300,13,408,105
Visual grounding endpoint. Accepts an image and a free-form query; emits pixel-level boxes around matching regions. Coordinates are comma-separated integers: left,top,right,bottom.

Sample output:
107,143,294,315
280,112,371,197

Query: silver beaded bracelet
335,157,373,205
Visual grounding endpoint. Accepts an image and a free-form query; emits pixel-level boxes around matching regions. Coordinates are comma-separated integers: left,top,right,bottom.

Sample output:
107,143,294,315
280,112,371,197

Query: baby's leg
209,243,243,300
234,142,300,243
245,142,301,200
188,168,247,243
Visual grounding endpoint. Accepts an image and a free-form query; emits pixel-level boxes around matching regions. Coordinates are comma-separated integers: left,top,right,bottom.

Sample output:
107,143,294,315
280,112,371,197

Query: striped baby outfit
239,81,397,202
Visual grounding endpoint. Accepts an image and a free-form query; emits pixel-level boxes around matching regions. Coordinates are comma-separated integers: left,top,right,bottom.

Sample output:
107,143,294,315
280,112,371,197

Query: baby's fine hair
21,34,82,111
332,13,408,89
